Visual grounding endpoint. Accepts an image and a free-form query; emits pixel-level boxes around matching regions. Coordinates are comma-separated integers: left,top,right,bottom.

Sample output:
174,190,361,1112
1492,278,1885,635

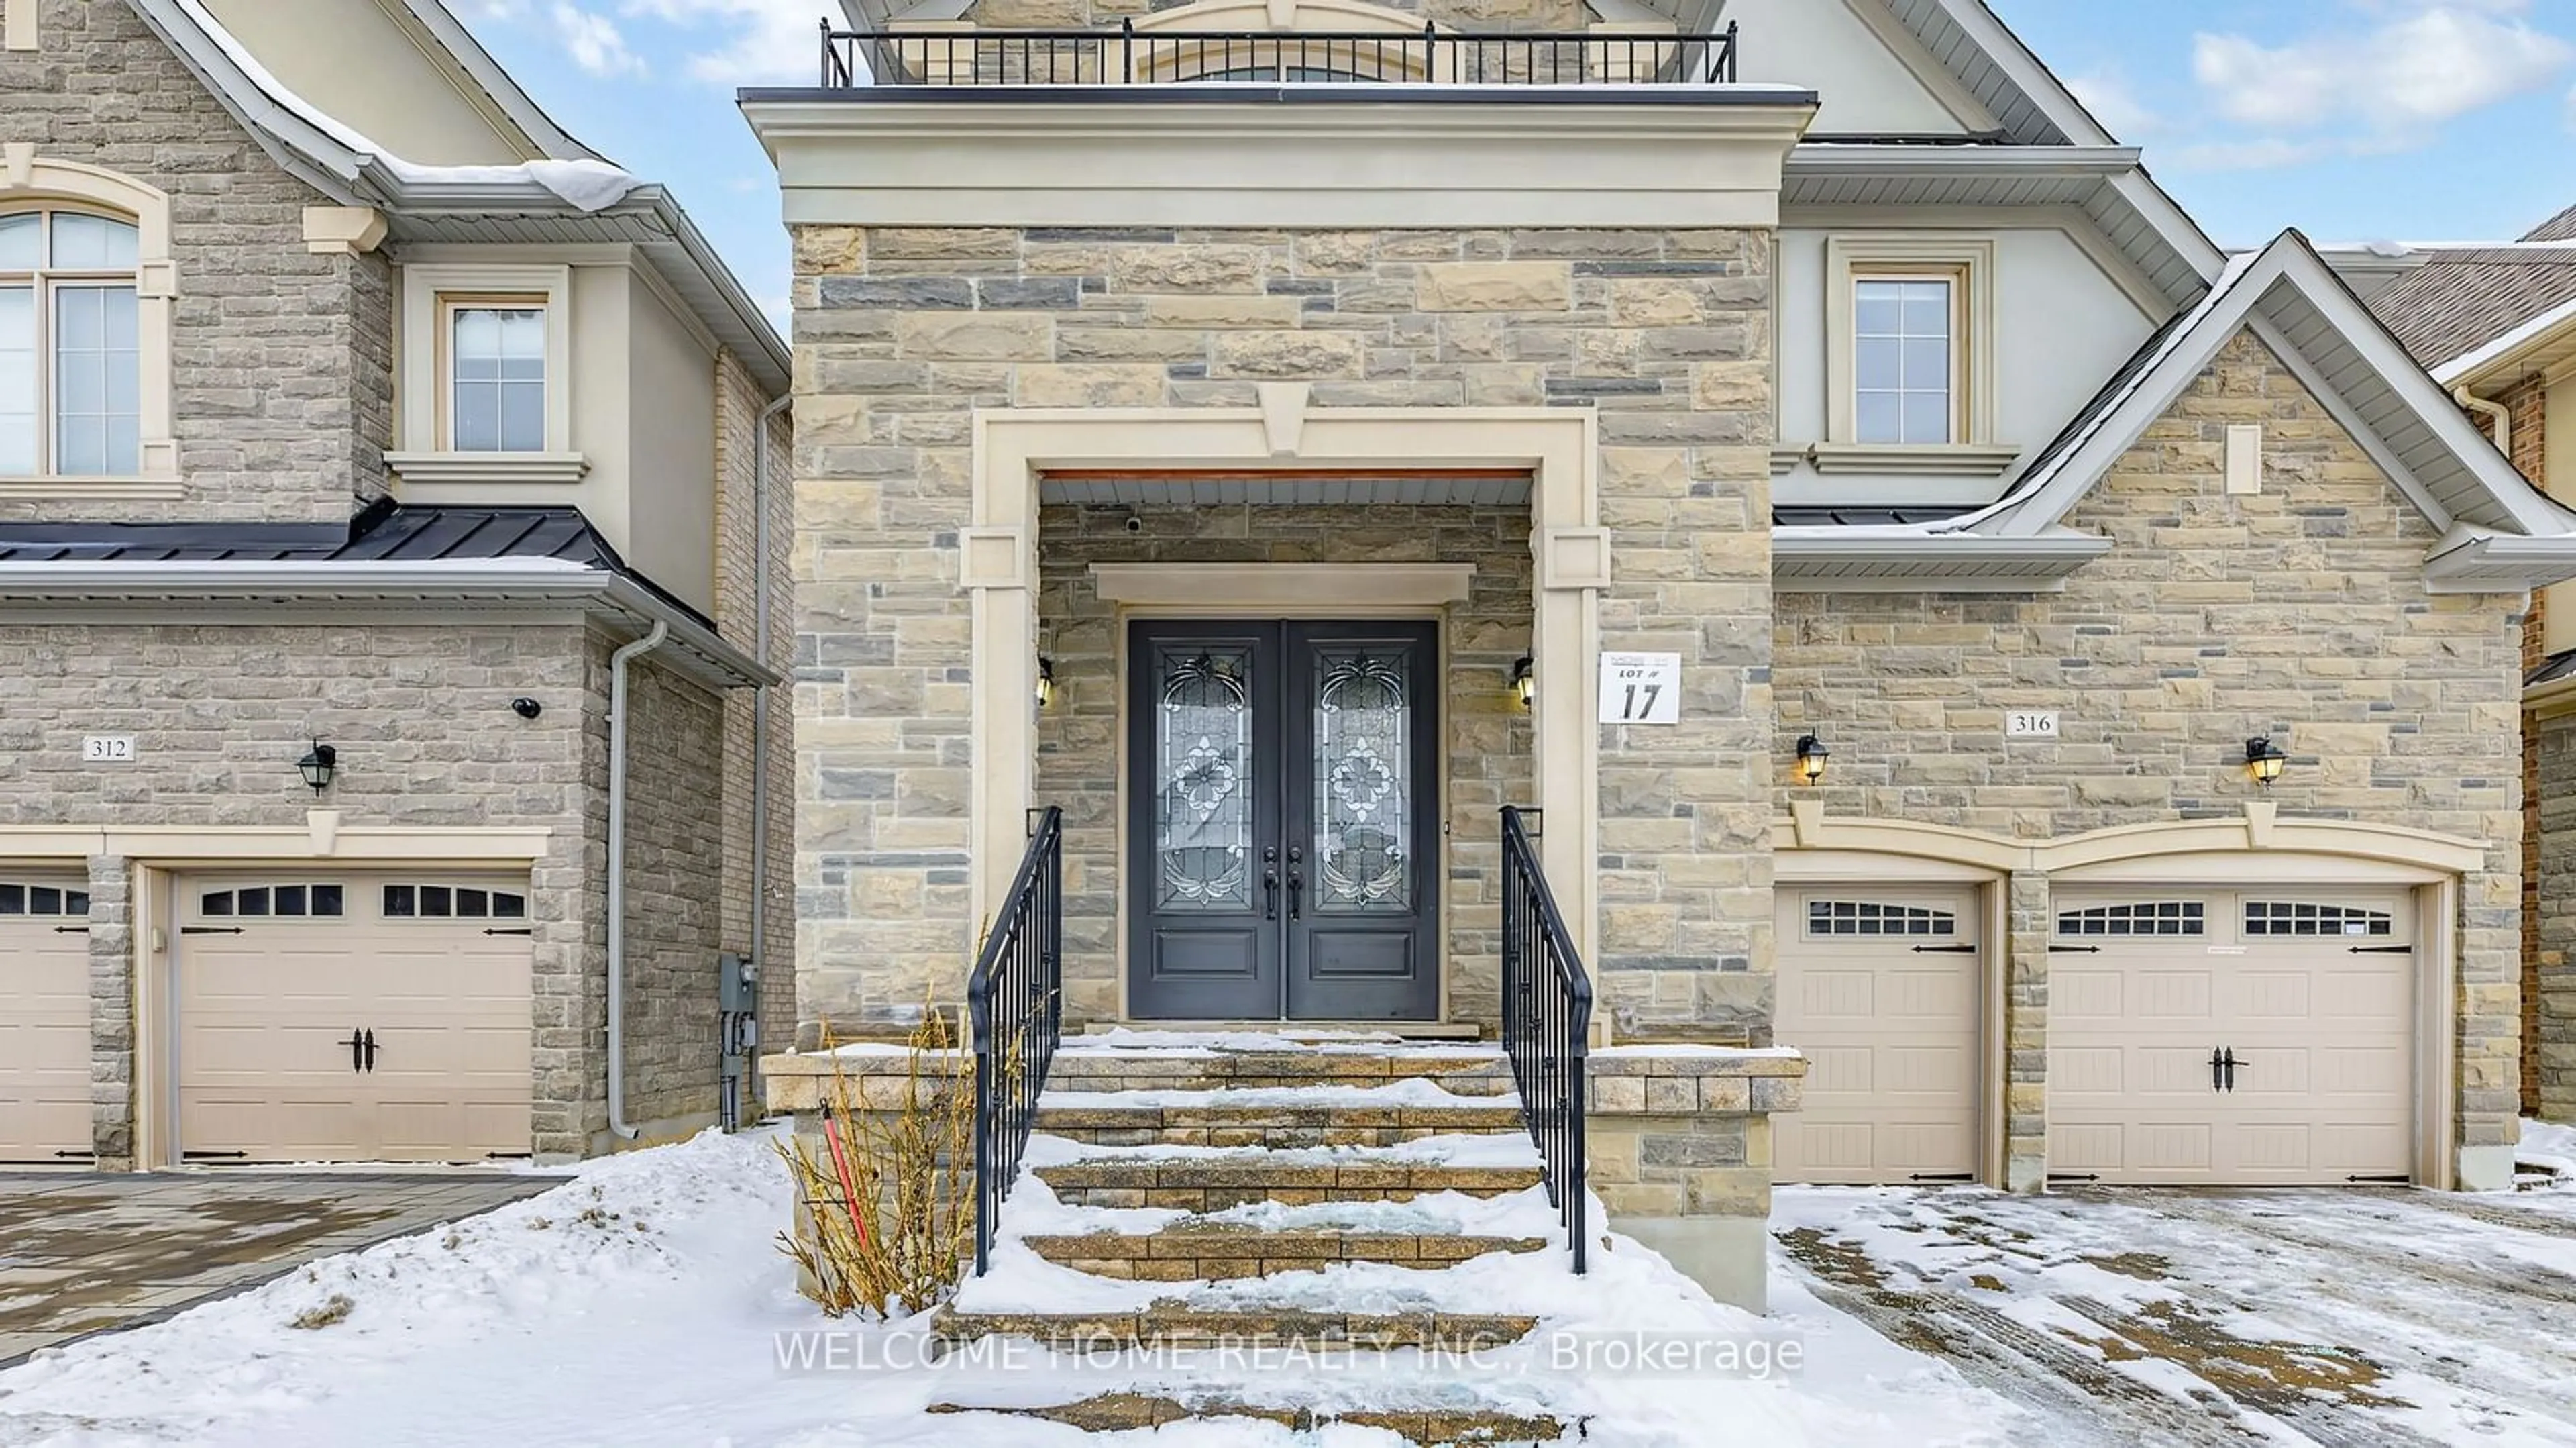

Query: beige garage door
0,877,94,1164
178,876,534,1164
2048,890,2414,1185
1774,888,1982,1185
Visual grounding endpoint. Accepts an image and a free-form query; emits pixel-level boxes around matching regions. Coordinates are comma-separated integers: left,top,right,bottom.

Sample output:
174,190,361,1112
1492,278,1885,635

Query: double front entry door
1128,620,1440,1021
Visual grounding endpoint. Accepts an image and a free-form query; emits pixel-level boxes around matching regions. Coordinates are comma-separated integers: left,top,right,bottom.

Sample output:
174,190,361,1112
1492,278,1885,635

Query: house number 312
83,735,138,762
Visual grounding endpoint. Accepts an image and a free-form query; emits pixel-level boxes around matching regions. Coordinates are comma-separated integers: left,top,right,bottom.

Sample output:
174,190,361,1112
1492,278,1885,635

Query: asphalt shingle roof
2370,207,2576,368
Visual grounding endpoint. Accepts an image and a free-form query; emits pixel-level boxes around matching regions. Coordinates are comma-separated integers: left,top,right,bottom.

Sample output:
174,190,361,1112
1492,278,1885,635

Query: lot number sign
1599,652,1683,725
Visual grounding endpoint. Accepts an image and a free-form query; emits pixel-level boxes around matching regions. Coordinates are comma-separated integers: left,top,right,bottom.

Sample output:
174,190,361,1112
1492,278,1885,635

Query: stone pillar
2536,711,2576,1124
1586,1050,1803,1313
2004,869,2050,1190
85,854,134,1170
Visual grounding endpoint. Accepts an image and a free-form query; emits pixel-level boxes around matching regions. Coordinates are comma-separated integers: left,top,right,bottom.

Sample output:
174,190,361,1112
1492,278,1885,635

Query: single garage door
0,877,94,1164
177,876,534,1164
1774,888,1982,1185
2048,890,2414,1185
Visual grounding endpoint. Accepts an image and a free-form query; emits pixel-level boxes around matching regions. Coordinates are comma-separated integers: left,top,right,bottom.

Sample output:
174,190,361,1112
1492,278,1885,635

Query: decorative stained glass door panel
1126,620,1439,1021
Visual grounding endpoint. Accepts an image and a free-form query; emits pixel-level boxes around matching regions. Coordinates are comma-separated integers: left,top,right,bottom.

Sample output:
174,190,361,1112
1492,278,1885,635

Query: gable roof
2370,201,2576,374
123,0,788,394
1776,229,2576,592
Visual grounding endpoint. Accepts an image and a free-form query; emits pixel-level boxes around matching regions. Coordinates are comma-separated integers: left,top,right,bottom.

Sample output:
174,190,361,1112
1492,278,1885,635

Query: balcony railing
819,18,1739,88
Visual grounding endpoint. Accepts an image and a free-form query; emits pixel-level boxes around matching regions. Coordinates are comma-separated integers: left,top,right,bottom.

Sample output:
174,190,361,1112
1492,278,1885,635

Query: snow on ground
0,1129,2026,1448
2524,1117,2576,1182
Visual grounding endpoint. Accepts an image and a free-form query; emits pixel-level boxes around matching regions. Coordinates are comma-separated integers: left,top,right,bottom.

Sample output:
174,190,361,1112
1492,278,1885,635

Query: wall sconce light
1510,655,1535,711
297,741,338,796
2244,735,2286,788
1035,656,1057,709
1795,733,1830,785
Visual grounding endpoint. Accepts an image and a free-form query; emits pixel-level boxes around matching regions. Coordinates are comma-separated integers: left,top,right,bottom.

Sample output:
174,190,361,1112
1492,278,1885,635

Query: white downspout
749,391,790,1114
2456,384,2512,456
607,618,671,1142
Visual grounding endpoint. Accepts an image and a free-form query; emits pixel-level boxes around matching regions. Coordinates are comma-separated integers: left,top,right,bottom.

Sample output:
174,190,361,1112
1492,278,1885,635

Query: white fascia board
0,560,777,688
2424,533,2576,592
2104,170,2225,288
1785,144,2140,176
1915,0,2113,146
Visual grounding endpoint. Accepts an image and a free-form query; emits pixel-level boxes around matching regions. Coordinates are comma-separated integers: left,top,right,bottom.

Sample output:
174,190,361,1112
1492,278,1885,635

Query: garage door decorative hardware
1910,943,1978,954
486,1151,534,1160
2047,1172,2101,1183
2347,944,2412,955
2207,1047,2247,1092
180,925,244,936
182,1150,250,1160
483,926,534,937
2049,944,2102,954
1909,1172,1976,1183
335,1027,380,1072
2346,1174,2410,1185
51,924,87,934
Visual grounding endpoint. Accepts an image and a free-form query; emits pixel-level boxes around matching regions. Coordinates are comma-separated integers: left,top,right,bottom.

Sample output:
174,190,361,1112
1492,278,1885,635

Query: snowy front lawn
0,1129,2029,1448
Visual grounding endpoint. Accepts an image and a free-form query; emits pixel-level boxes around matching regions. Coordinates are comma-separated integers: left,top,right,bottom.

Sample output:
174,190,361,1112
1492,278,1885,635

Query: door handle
2209,1047,2224,1092
1263,870,1279,921
337,1027,365,1073
1287,870,1303,919
362,1029,378,1074
2220,1047,2243,1092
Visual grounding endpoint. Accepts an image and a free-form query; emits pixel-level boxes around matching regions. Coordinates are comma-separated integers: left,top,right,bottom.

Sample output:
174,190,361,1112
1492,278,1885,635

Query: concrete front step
1034,1100,1525,1149
928,1392,1572,1446
1048,1049,1514,1096
1025,1224,1552,1280
1032,1154,1543,1210
933,1304,1538,1351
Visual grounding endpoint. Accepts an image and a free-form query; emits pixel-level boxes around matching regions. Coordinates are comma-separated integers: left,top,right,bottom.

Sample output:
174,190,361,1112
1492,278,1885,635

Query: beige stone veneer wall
1775,329,2526,1168
1034,501,1534,1027
791,225,1776,1041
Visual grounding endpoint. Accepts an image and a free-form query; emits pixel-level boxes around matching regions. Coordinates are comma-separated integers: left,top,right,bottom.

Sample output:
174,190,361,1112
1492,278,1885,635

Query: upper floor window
0,209,140,476
443,296,547,452
1852,272,1958,446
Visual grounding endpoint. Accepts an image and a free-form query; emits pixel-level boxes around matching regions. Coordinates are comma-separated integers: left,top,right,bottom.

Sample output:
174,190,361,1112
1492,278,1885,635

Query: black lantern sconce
2244,735,2286,788
1510,655,1535,711
1794,733,1830,785
297,740,338,796
1034,655,1057,709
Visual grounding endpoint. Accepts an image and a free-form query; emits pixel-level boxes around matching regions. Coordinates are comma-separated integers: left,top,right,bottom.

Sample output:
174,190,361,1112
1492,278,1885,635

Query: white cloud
2065,70,2161,138
620,0,818,86
553,4,647,76
2192,3,2573,138
2164,137,2335,172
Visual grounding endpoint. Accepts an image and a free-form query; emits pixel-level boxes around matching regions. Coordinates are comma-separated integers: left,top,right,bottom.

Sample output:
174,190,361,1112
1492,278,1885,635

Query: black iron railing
822,19,1738,87
967,805,1064,1276
1499,805,1592,1274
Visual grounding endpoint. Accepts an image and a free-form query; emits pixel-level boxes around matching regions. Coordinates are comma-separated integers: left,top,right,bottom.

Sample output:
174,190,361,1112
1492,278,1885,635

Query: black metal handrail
967,805,1063,1276
821,18,1738,87
1499,805,1591,1274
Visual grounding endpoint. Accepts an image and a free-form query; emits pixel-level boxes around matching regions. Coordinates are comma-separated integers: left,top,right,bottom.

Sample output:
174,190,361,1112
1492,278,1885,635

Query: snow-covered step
1024,1224,1551,1280
926,1391,1573,1447
932,1303,1538,1351
1033,1154,1544,1209
1035,1094,1524,1149
1046,1042,1515,1097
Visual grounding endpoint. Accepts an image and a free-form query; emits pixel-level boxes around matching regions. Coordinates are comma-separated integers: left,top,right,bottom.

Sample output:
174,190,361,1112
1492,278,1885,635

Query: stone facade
790,224,1776,1043
0,0,392,524
1034,501,1534,1027
2501,376,2559,1121
1776,329,2528,1168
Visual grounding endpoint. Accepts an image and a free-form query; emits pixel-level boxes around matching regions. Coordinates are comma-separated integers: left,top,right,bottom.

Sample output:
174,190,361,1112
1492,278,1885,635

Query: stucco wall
2,0,387,524
1776,327,2526,1167
1032,501,1534,1028
790,224,1776,1042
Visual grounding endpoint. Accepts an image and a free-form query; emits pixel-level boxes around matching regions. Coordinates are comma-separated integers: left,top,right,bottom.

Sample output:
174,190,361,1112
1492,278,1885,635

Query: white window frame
1819,234,2005,475
390,262,583,485
0,152,178,497
0,207,145,478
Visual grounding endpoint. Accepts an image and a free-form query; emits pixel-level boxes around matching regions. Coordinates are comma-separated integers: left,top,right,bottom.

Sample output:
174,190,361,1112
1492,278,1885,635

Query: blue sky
451,0,2576,334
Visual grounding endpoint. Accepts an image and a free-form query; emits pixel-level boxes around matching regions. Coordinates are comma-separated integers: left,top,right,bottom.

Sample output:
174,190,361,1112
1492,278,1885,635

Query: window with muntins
199,884,345,919
1807,900,1957,937
2056,900,2205,937
0,209,140,476
383,884,528,920
0,882,89,916
444,297,546,452
1852,274,1957,445
2243,901,2394,937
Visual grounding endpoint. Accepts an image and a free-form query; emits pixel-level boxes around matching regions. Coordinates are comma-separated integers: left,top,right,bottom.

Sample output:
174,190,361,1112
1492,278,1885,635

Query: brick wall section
1776,329,2526,1162
607,644,730,1132
2540,712,2576,1121
1032,502,1534,1028
790,225,1774,1041
2,0,386,523
2502,375,2548,1118
714,348,798,1088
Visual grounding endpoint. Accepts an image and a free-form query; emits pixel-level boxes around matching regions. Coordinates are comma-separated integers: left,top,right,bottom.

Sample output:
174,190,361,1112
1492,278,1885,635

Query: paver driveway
1774,1182,2576,1446
0,1172,555,1367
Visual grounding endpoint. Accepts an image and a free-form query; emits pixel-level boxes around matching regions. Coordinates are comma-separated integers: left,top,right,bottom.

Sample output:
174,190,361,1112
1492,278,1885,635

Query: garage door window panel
2057,900,2204,937
384,884,527,920
2244,901,2393,937
198,884,343,919
0,882,87,915
1807,900,1957,937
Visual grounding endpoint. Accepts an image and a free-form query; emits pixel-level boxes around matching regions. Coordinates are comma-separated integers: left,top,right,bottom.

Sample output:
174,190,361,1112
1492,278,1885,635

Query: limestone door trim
973,405,1601,970
1091,563,1475,610
1774,800,2488,876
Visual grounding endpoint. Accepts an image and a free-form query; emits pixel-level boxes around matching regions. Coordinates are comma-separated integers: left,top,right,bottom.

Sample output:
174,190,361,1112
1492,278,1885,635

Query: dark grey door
1128,620,1439,1021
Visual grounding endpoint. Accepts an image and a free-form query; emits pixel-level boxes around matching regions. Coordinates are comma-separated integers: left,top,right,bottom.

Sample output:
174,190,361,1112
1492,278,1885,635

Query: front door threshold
1084,1020,1487,1041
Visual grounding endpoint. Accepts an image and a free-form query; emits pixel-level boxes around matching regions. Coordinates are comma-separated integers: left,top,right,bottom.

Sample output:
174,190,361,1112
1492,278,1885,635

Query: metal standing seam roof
0,503,712,627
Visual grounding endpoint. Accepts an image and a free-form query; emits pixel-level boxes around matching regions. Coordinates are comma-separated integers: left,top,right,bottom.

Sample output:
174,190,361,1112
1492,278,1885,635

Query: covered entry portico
971,395,1605,1031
